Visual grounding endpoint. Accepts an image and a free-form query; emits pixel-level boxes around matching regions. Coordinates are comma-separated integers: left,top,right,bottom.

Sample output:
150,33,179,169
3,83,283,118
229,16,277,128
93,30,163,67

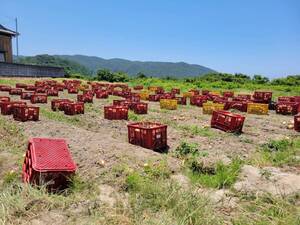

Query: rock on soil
234,165,300,196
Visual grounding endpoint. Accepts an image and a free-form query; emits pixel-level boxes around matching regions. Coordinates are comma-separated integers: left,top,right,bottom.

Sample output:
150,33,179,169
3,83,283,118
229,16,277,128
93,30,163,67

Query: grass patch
232,193,300,225
178,125,214,137
174,141,199,158
187,158,242,189
252,138,300,167
128,111,142,121
40,108,83,125
124,161,222,225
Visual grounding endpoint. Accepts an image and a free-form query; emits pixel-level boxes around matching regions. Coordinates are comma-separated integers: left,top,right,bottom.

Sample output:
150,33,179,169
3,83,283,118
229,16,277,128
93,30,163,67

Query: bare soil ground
0,78,299,224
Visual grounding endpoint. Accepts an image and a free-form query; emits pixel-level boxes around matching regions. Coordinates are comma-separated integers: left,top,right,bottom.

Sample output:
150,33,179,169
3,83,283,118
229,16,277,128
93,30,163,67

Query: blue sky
2,0,300,77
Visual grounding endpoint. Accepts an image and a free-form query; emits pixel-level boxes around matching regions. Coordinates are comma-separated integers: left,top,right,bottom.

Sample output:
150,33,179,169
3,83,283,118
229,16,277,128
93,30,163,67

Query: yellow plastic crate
140,91,150,100
209,91,221,96
78,85,88,91
202,102,224,114
148,86,159,92
160,99,178,110
182,92,193,98
247,103,268,115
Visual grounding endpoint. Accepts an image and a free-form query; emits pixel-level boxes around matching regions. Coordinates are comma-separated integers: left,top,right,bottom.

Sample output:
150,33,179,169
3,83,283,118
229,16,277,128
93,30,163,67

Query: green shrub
174,141,199,157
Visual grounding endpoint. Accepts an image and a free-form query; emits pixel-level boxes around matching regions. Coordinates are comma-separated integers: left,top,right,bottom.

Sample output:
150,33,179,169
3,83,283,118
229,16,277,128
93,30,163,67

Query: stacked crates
51,99,72,111
1,101,27,115
160,99,177,110
127,122,167,151
247,103,268,115
22,138,76,190
202,102,224,114
253,91,272,104
190,95,208,107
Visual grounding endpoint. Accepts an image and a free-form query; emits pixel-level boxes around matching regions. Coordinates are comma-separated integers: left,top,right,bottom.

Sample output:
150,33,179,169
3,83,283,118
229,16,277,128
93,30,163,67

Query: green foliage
96,69,129,82
233,193,300,225
175,141,199,158
255,138,300,167
187,159,242,189
16,54,92,77
178,125,214,137
124,166,221,224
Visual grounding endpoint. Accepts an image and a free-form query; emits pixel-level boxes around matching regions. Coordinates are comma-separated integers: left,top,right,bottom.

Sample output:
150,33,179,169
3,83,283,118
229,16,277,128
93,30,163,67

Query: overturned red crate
31,94,47,104
0,101,27,115
95,90,109,99
276,102,299,115
211,110,245,133
253,91,272,104
46,89,59,97
190,95,208,107
64,102,84,115
9,88,22,95
51,99,73,111
0,96,10,102
176,97,187,105
295,114,300,132
127,122,167,151
104,105,128,120
133,102,148,114
0,85,11,92
13,105,39,122
77,94,93,103
22,138,76,190
21,92,35,100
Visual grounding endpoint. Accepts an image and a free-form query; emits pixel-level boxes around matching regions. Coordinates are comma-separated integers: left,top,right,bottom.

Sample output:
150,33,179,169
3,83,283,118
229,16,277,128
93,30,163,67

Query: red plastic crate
201,90,209,95
51,99,73,111
211,110,245,133
64,102,84,115
126,95,141,102
95,90,109,99
16,83,27,89
77,94,93,103
0,96,10,102
171,88,180,95
68,88,78,94
46,89,59,96
0,85,11,92
276,102,299,115
225,101,248,112
21,92,35,100
278,96,295,102
161,93,175,99
293,96,300,103
223,91,234,98
35,87,46,93
133,85,143,90
155,88,165,94
31,94,48,104
253,91,272,104
22,138,76,190
295,114,300,132
190,95,208,107
9,88,22,95
0,101,27,115
83,90,94,96
104,105,128,120
25,85,37,91
175,97,187,105
127,122,167,151
148,94,161,102
13,105,39,122
133,102,148,114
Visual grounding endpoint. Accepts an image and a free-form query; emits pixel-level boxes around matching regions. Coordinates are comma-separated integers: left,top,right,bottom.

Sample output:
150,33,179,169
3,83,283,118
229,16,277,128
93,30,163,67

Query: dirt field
0,78,299,225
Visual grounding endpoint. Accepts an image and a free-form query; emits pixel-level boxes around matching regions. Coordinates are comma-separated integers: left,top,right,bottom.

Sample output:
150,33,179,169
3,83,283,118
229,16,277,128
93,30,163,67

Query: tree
136,72,147,79
252,75,269,84
96,69,129,82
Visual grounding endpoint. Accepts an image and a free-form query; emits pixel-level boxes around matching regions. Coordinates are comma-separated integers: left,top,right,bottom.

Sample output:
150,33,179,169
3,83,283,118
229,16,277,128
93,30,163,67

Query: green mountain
56,54,216,77
15,54,92,76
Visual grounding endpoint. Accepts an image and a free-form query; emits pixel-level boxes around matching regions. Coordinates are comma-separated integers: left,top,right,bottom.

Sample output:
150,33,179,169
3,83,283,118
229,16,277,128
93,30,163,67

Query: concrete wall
0,62,65,78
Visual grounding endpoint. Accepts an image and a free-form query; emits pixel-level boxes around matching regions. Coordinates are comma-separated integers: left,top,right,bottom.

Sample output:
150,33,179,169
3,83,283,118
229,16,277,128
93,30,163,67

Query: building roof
0,24,19,36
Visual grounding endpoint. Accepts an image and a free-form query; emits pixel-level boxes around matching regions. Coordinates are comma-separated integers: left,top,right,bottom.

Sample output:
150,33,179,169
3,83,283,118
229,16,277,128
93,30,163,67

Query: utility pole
15,17,19,57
